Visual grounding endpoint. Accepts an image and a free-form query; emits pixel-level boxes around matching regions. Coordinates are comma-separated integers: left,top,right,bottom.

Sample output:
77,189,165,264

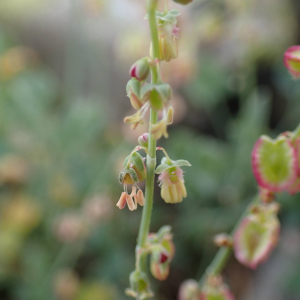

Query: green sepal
155,163,171,174
141,83,172,111
157,225,172,242
126,78,141,97
173,159,191,167
119,168,139,184
155,158,191,174
123,152,146,182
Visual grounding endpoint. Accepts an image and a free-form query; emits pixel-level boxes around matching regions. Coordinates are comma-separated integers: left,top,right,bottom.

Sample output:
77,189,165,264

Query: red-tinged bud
138,133,149,148
150,237,175,281
173,0,193,5
233,204,280,269
178,279,200,300
252,135,298,192
200,276,235,300
284,46,300,79
259,187,275,203
129,57,150,81
213,233,233,247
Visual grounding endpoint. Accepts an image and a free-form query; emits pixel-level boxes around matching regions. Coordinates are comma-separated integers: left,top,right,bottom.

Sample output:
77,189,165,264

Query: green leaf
155,164,171,174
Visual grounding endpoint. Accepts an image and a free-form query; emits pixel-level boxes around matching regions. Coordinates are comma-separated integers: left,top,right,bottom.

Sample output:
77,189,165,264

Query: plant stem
199,194,260,285
136,0,160,271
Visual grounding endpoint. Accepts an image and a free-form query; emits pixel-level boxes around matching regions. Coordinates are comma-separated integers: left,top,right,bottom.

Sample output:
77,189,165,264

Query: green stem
136,0,160,271
199,194,260,285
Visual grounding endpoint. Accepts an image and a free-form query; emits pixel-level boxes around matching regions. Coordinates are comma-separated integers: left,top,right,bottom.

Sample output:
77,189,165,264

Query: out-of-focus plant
178,46,300,299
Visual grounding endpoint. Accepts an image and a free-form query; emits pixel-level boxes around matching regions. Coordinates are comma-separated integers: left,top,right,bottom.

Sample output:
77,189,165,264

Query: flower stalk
136,0,160,273
119,1,191,298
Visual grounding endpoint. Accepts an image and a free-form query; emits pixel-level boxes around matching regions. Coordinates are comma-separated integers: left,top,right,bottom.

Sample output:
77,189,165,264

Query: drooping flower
156,157,191,204
284,46,300,79
150,10,181,62
117,152,146,211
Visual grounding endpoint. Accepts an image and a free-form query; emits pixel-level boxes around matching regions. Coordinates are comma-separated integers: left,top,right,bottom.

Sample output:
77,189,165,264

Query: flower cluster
126,226,175,299
125,59,174,139
118,1,193,299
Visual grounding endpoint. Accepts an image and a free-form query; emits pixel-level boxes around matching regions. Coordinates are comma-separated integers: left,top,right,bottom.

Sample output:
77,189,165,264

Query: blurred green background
0,0,300,299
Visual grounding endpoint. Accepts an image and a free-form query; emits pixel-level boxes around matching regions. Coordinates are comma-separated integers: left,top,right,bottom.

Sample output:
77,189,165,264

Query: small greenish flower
149,10,181,62
156,157,191,203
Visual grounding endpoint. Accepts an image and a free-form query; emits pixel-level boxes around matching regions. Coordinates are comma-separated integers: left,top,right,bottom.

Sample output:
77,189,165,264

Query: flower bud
130,57,150,81
126,78,143,110
213,233,232,247
125,270,153,299
150,241,174,281
173,0,193,5
252,135,298,192
200,276,235,300
234,204,280,269
178,279,200,300
259,187,275,204
284,46,300,79
138,133,149,148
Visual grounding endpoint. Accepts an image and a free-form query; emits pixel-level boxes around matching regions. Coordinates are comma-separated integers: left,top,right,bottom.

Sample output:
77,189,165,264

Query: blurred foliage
0,0,300,300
